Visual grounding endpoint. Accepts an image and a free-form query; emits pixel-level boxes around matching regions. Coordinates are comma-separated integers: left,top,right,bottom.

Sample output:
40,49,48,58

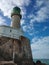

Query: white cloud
25,0,49,35
43,26,47,31
0,0,31,18
31,36,49,59
22,26,27,32
28,14,35,19
36,0,43,7
36,7,49,22
22,23,34,33
21,19,25,25
28,0,49,23
0,16,7,25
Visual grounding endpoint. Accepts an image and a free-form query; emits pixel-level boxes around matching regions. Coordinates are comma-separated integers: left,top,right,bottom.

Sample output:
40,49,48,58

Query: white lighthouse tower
0,7,33,65
11,7,22,28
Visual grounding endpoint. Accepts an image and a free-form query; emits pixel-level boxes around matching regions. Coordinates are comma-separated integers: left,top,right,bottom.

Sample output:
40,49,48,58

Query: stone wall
0,36,33,65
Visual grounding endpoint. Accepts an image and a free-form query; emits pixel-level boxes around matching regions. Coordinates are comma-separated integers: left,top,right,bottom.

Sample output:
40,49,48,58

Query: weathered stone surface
0,36,33,65
19,36,33,60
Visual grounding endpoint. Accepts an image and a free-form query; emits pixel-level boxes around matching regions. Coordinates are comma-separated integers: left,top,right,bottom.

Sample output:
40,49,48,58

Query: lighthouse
0,6,33,65
11,7,22,28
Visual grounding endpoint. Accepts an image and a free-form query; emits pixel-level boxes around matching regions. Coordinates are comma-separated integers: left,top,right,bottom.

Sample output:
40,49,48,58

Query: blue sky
0,0,49,59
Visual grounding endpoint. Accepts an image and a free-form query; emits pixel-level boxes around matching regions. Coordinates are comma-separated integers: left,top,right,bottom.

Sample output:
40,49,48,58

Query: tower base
0,36,33,65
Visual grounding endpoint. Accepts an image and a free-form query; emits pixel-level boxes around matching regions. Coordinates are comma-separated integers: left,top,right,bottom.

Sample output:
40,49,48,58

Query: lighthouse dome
11,6,22,19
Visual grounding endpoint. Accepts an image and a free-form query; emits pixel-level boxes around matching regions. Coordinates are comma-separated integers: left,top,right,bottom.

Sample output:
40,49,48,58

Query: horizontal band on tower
11,14,22,19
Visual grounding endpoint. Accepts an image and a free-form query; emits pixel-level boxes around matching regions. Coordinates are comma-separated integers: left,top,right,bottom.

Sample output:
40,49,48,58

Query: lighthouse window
10,29,12,32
